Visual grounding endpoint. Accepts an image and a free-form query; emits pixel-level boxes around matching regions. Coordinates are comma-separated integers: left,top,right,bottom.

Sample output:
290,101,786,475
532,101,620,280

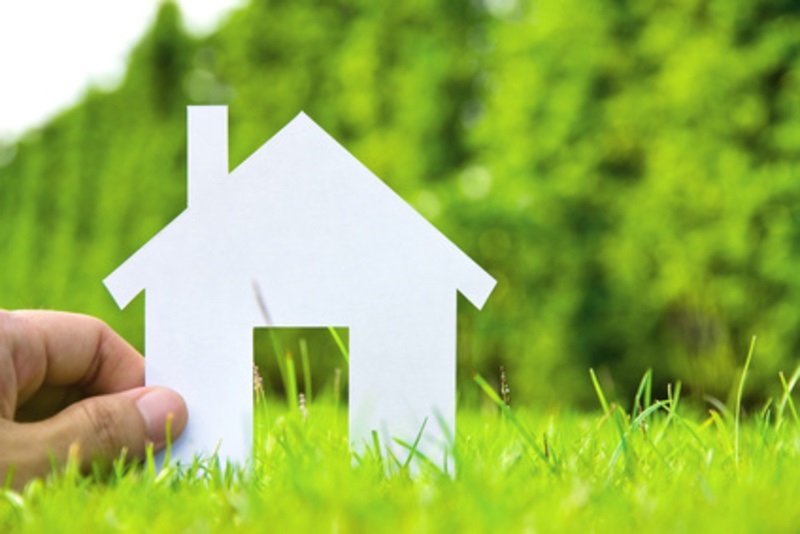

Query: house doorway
252,326,349,417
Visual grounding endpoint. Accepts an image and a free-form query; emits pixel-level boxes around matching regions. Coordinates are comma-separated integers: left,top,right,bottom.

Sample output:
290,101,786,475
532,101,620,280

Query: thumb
13,387,187,481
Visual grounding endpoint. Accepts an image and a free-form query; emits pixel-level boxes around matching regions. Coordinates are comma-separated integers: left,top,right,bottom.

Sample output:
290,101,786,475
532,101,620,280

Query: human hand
0,310,187,488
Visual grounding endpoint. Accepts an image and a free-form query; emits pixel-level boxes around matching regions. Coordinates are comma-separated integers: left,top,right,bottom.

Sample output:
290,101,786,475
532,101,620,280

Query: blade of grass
2,465,15,490
300,338,312,404
777,365,800,428
779,371,800,428
628,400,672,471
630,399,669,430
654,381,682,445
400,417,429,469
394,438,440,474
0,487,24,516
605,405,634,481
473,372,548,463
631,369,653,415
590,368,611,415
333,367,342,429
371,430,384,472
285,351,298,411
735,336,757,467
328,327,349,364
607,374,669,481
162,414,174,469
269,331,289,395
709,410,733,458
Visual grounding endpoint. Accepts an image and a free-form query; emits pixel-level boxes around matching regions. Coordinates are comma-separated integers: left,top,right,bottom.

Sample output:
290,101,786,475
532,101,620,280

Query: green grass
4,360,800,532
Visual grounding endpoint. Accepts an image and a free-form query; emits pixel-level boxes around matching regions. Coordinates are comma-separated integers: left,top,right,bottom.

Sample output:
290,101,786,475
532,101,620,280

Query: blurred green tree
1,0,800,406
469,0,800,404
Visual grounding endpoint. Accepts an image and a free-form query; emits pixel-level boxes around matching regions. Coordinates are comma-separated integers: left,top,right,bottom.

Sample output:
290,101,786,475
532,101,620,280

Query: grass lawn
3,355,800,532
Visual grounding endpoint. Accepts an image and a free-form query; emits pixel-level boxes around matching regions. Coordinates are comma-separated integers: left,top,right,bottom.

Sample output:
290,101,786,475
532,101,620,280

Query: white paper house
105,106,496,468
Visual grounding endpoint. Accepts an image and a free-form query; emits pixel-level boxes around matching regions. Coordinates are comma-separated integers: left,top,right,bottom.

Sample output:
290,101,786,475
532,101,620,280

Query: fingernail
135,388,186,445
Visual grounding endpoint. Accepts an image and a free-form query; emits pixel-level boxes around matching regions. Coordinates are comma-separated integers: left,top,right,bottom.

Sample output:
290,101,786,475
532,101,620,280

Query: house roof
105,109,496,314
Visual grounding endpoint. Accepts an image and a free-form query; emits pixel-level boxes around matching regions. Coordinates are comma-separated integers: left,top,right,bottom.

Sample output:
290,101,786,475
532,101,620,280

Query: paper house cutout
105,106,496,468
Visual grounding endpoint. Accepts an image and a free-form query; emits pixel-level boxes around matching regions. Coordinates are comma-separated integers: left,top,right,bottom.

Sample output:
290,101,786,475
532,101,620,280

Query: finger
0,386,187,487
2,311,144,409
0,341,17,419
14,385,84,422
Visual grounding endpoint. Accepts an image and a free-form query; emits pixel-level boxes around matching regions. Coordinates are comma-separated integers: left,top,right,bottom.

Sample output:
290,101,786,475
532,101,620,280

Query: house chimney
187,106,228,208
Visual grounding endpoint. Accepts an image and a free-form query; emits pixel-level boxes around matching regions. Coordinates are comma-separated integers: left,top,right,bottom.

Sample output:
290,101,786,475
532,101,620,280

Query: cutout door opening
253,326,349,412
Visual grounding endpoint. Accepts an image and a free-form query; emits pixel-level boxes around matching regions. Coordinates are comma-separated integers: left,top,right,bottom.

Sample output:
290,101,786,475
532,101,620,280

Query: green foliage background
1,0,800,407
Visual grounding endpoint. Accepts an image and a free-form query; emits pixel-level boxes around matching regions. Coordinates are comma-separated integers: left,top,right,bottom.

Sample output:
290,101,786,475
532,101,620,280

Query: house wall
349,286,457,469
144,283,254,466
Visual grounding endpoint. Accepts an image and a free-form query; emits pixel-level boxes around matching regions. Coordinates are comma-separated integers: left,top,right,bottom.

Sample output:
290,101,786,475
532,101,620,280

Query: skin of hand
0,310,187,489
